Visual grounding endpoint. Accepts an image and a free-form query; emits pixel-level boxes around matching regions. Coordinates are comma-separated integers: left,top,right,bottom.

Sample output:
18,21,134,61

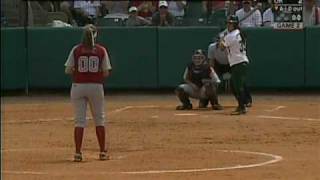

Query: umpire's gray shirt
207,42,229,65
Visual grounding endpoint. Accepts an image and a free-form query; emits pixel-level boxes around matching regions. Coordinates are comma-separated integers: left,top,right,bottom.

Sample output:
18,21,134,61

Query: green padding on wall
1,28,26,90
158,27,221,87
244,28,304,88
305,27,320,87
27,27,82,88
98,27,158,88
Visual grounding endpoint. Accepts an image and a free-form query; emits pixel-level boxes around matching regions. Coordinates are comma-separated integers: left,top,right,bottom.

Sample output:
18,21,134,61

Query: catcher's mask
192,49,206,66
82,24,98,48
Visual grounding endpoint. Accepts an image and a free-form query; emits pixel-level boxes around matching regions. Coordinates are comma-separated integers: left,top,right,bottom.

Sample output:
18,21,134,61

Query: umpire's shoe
212,104,223,110
176,103,193,110
231,107,247,115
245,102,252,108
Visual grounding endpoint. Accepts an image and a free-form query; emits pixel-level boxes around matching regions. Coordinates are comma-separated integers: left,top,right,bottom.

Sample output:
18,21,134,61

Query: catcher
175,49,223,110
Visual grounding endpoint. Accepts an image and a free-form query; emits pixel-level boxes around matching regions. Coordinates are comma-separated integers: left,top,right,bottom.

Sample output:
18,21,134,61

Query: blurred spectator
225,1,242,16
74,0,101,26
235,0,262,27
303,0,320,26
101,1,129,15
38,1,54,12
262,1,275,27
17,0,33,26
126,6,151,26
184,1,203,18
168,1,187,17
130,1,156,20
202,1,225,16
1,10,8,26
151,1,175,26
60,1,77,25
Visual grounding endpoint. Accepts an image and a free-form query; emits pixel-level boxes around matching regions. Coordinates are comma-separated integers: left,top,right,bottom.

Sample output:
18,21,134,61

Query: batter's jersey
224,29,249,67
64,44,112,83
235,7,262,27
207,42,229,65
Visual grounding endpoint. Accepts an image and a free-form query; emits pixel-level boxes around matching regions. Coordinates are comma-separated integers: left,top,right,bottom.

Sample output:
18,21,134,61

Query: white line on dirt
4,104,320,124
109,105,159,114
264,106,286,112
257,115,320,122
2,149,282,175
3,105,159,124
4,117,74,124
174,113,199,116
121,150,282,174
3,170,48,175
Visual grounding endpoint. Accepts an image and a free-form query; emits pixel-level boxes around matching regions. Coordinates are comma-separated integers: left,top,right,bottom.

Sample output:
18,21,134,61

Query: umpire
198,34,230,109
208,34,231,82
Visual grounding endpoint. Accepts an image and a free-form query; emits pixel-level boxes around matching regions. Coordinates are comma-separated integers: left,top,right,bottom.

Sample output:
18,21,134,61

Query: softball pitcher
175,49,223,110
65,24,112,162
220,15,251,115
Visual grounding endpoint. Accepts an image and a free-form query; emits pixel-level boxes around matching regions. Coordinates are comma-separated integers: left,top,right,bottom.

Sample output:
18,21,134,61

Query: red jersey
72,44,108,84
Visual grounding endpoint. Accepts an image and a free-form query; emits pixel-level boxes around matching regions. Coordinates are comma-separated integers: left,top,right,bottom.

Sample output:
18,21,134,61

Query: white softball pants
70,83,105,127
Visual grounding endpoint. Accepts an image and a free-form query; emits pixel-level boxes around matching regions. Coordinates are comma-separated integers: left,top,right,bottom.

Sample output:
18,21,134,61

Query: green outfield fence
1,27,320,91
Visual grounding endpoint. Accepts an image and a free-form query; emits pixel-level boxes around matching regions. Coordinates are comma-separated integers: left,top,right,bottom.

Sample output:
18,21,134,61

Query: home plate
174,113,199,116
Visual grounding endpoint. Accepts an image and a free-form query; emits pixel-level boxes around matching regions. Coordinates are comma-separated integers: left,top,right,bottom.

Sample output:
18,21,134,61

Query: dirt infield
2,93,320,180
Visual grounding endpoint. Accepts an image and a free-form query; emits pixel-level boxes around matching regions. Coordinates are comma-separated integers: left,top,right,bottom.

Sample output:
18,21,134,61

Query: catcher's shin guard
205,83,223,110
199,99,209,108
175,86,192,110
204,83,217,104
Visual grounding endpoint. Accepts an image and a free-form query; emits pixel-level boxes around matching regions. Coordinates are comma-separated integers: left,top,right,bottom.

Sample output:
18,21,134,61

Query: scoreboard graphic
273,0,303,29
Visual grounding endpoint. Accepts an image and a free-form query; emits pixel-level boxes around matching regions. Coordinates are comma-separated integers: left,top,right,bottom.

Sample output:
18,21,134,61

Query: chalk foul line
257,115,320,122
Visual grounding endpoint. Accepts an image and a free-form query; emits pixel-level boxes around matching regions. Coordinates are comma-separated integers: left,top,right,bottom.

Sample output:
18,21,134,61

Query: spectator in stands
202,1,225,16
38,1,54,12
262,1,275,27
168,1,187,17
130,1,156,20
225,1,242,16
60,1,77,25
126,6,151,26
74,0,101,26
235,0,262,27
303,0,320,26
151,1,175,26
1,10,7,26
101,1,129,15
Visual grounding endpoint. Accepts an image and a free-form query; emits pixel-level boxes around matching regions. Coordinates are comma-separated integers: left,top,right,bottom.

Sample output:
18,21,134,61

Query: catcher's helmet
192,49,206,66
227,15,239,24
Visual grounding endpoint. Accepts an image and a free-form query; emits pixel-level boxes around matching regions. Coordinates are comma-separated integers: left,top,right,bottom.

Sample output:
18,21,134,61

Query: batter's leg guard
175,86,192,110
244,84,253,107
231,93,247,115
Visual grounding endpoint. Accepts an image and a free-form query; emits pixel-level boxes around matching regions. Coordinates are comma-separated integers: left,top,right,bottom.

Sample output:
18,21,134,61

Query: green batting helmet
227,15,239,24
